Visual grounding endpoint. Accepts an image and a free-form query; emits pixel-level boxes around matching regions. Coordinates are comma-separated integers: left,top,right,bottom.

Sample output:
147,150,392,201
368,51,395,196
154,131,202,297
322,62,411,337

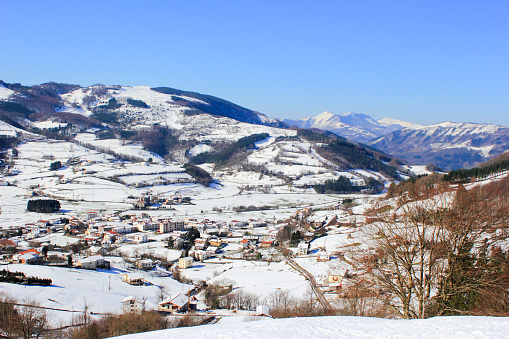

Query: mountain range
283,111,508,170
1,80,508,171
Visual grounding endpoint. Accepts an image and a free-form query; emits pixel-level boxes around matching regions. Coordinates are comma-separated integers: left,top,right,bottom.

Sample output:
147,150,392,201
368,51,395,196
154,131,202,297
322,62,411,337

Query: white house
178,256,193,269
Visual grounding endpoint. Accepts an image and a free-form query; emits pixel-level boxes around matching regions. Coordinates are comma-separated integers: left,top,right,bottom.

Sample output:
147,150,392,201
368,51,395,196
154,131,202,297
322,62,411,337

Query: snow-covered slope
0,84,15,99
283,111,416,143
115,315,509,339
378,117,422,129
60,85,293,143
369,122,509,170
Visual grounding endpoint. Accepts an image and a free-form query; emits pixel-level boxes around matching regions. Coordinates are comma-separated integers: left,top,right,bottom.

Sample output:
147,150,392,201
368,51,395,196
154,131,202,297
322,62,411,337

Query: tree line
443,158,509,182
314,176,384,194
27,199,60,213
0,270,52,286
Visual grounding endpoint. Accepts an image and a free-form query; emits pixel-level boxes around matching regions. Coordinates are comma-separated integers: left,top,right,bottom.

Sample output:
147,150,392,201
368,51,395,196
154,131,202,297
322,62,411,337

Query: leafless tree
361,177,509,318
15,299,48,339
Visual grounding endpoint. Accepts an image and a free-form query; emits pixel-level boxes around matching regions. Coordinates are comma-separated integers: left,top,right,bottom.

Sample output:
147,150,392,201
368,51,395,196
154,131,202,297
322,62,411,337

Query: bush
50,161,62,171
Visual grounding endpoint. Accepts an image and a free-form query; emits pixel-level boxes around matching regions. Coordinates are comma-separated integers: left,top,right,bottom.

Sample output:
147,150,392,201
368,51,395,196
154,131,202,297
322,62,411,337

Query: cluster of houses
134,194,192,209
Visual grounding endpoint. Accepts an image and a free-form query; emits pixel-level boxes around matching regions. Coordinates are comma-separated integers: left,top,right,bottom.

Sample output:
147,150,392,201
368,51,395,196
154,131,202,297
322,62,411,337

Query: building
317,251,330,262
297,242,310,255
12,249,40,264
193,250,210,262
130,233,148,244
135,259,154,270
123,273,144,285
259,239,274,248
121,296,146,314
76,255,110,269
158,293,195,313
178,257,193,269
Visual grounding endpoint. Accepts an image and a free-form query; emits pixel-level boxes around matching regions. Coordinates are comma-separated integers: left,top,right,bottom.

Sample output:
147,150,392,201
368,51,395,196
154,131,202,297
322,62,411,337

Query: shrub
50,161,62,171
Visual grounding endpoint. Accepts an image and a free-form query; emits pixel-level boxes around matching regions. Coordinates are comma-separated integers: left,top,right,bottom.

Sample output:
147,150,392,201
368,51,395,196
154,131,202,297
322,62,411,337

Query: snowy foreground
115,315,509,339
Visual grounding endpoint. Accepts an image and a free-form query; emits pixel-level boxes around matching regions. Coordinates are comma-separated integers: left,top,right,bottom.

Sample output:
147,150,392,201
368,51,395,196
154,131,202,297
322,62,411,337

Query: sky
0,0,507,126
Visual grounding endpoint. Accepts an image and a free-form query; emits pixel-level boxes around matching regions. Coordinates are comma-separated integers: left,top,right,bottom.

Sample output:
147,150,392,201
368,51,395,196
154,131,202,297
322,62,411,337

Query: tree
182,227,200,244
361,177,509,318
167,237,174,249
290,231,302,246
15,301,48,339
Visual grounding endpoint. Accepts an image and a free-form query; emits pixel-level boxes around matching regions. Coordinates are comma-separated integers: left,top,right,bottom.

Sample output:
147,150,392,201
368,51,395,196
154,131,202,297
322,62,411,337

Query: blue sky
0,0,507,126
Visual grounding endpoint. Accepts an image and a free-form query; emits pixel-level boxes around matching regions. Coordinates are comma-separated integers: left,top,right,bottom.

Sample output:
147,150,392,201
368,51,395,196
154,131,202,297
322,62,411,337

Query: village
0,191,366,322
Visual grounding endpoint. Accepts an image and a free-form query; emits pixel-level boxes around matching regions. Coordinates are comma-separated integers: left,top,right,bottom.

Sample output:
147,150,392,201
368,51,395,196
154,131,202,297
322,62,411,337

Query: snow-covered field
116,315,509,339
0,263,192,326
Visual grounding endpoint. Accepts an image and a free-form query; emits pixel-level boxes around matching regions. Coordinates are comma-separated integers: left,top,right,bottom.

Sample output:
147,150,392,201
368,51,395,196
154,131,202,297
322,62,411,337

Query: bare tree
361,178,509,318
15,300,48,339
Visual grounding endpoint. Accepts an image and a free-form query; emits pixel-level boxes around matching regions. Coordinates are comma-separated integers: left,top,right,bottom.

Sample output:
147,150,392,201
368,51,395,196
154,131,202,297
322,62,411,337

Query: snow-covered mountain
283,111,420,143
369,122,509,170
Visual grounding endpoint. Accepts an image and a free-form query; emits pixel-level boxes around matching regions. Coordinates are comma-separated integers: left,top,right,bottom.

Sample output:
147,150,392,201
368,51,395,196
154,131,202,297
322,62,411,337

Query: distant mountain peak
282,111,412,143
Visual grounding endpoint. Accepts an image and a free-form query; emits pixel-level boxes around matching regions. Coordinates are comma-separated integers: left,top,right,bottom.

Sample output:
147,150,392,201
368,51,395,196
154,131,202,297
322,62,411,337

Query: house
135,259,154,270
121,296,146,314
86,212,98,220
158,293,195,313
178,256,193,269
12,249,40,264
76,255,110,269
0,240,16,251
249,221,266,228
297,242,310,255
317,251,330,262
193,250,210,261
123,273,144,285
130,233,148,244
76,257,96,269
259,239,274,248
208,237,222,247
86,246,107,256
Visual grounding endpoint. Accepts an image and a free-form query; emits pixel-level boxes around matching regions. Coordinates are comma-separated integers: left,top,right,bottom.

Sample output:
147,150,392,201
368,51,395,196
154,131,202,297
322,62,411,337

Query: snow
116,315,509,338
0,263,192,326
378,117,422,129
0,85,15,99
205,260,309,298
32,120,68,129
188,143,212,157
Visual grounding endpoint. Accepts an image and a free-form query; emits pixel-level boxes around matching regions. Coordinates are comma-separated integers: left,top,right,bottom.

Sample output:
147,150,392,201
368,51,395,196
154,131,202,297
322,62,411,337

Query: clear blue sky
1,0,507,126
